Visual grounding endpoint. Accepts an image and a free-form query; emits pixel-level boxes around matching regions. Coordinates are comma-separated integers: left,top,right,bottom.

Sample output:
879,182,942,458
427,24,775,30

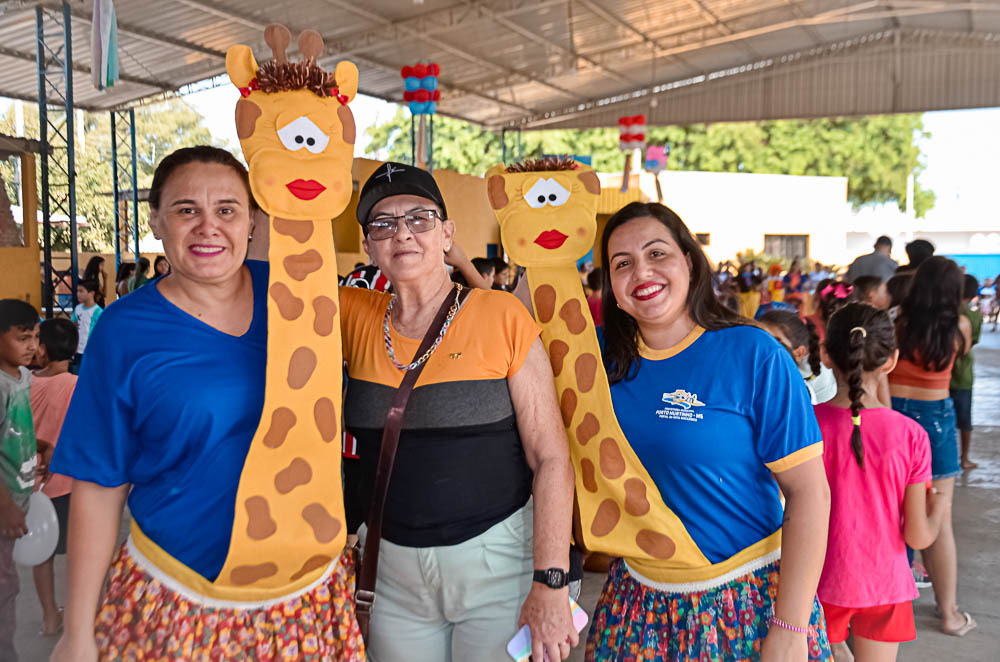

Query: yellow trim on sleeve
637,325,705,360
765,441,824,474
130,521,332,603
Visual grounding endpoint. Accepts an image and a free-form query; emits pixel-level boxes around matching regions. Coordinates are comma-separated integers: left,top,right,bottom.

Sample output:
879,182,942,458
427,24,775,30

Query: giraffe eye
277,116,330,154
524,177,571,208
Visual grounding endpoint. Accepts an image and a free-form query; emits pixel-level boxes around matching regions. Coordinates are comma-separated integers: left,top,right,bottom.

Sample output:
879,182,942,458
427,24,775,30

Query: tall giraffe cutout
209,26,355,596
487,159,708,577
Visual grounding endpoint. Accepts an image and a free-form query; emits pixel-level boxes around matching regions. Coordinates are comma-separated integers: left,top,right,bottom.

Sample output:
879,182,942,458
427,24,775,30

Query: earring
248,233,254,241
617,303,622,309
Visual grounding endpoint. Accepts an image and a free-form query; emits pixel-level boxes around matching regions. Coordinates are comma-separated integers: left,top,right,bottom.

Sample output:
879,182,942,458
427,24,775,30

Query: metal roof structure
2,1,1000,127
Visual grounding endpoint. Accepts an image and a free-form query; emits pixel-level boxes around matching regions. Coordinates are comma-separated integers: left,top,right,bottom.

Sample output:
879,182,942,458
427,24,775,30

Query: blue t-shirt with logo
50,261,268,582
609,325,822,565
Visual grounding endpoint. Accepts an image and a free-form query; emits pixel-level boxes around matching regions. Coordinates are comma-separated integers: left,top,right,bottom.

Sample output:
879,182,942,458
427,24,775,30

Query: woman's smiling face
607,216,692,330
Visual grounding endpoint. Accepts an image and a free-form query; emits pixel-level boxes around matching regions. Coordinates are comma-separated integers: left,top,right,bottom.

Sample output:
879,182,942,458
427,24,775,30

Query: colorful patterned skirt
95,543,365,661
586,558,830,662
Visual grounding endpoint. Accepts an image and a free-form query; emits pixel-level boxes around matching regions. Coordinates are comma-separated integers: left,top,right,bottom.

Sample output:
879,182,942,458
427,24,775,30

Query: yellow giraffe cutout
486,159,709,579
202,27,353,598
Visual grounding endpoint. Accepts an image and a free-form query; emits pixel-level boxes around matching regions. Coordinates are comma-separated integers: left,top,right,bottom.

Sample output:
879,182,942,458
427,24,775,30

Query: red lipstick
534,230,568,250
286,179,326,200
631,282,664,301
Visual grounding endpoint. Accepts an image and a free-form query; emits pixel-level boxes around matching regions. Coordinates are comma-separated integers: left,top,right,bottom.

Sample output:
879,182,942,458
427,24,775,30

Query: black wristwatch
533,568,569,589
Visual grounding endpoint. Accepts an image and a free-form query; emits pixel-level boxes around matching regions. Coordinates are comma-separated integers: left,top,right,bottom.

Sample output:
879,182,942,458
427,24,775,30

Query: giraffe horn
264,24,291,65
297,30,324,63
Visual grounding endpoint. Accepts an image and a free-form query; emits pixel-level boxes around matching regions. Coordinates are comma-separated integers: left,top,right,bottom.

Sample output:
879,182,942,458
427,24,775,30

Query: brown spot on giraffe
580,458,598,493
338,105,356,144
289,554,333,582
263,407,296,448
287,347,317,389
534,285,557,323
284,249,323,281
302,503,342,543
312,296,337,336
230,562,279,586
576,413,600,445
235,99,261,140
274,458,313,494
487,175,508,209
314,398,337,442
636,529,676,559
624,478,650,516
549,339,569,376
244,496,277,540
270,282,304,320
599,438,626,479
591,499,620,537
559,299,587,334
575,353,597,393
560,388,577,427
273,218,313,243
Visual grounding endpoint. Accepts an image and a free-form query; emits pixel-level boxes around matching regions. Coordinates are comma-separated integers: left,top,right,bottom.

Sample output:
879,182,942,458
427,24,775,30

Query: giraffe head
226,25,358,221
486,157,601,267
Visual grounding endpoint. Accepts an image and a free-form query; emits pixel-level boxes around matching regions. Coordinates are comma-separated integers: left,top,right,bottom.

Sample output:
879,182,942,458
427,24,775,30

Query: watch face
546,568,565,587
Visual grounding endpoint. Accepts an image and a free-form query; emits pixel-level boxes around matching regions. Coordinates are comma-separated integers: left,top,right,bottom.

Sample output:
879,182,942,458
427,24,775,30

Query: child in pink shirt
29,319,78,636
815,303,949,662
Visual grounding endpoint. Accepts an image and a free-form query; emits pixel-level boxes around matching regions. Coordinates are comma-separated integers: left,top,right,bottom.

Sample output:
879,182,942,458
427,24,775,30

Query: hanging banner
91,0,120,91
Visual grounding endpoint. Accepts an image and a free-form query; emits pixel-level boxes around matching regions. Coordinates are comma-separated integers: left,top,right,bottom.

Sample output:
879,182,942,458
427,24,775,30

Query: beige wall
0,154,40,310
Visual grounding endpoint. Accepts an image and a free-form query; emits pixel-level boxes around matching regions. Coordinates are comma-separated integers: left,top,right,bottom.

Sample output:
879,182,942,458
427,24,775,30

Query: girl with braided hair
815,303,949,661
759,310,837,404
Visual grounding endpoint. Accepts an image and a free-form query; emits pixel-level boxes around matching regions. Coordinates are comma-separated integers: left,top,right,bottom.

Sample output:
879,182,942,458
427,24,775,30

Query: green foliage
0,99,222,253
366,110,934,216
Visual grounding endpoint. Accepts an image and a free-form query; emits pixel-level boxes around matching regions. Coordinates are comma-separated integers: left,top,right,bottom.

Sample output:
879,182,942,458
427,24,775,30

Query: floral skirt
586,559,830,662
95,543,364,661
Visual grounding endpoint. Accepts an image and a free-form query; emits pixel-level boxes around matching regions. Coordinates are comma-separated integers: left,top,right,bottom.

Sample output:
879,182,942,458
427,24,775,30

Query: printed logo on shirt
656,389,705,423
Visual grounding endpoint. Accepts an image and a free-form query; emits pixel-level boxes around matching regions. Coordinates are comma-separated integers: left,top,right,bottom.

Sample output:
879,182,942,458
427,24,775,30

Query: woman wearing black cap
341,161,577,662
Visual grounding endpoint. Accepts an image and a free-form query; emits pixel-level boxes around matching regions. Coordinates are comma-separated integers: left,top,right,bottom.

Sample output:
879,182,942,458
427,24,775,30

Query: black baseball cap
356,162,448,227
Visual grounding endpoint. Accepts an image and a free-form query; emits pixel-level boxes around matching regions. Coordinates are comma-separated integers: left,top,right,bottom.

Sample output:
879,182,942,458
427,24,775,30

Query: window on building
764,234,808,260
695,233,710,246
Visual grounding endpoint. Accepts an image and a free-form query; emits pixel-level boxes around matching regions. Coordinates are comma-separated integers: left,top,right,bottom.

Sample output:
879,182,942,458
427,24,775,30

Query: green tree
0,98,222,253
366,110,934,216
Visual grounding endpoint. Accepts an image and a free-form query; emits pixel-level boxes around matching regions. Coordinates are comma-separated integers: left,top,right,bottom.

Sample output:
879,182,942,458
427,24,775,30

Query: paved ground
14,330,1000,660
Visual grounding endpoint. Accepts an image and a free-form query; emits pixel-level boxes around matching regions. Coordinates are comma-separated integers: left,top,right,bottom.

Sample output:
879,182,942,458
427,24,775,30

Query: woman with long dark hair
590,202,832,661
888,256,974,636
114,262,135,299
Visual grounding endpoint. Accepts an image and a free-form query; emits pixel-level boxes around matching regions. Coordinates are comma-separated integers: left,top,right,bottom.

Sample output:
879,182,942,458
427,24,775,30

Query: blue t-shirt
609,325,822,566
50,261,268,582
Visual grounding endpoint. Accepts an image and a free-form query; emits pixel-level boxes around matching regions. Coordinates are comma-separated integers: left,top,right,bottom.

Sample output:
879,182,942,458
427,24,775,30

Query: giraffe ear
578,170,600,195
487,174,509,210
334,61,359,102
226,45,259,89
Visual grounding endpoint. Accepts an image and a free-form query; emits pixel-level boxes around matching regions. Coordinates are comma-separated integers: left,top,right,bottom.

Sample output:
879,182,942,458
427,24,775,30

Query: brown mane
505,156,579,173
256,60,340,97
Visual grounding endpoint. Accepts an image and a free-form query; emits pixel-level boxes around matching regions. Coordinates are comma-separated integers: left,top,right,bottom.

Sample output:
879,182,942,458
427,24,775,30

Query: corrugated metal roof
2,1,999,128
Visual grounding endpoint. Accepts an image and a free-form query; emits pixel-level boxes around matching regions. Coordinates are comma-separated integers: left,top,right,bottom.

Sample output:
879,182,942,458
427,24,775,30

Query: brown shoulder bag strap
354,284,466,641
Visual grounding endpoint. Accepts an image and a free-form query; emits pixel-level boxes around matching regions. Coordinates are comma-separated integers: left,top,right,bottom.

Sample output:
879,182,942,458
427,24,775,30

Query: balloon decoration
13,491,59,566
644,144,670,202
618,114,646,192
401,63,441,116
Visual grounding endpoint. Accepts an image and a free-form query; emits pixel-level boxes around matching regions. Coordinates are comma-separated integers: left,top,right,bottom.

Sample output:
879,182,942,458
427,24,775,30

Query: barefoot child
815,303,949,661
0,299,41,661
29,318,78,636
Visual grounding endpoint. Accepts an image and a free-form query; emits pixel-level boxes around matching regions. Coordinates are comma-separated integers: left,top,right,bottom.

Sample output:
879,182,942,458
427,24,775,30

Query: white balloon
13,492,59,566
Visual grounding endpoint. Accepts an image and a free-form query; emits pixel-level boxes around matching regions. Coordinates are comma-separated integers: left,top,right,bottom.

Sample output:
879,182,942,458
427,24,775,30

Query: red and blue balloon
401,63,441,115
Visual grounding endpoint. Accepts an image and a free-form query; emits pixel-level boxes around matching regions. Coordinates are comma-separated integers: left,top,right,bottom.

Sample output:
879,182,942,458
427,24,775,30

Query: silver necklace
383,284,464,371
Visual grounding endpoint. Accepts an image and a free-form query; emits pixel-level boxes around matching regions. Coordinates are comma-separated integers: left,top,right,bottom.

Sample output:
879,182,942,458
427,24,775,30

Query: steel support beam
35,1,79,318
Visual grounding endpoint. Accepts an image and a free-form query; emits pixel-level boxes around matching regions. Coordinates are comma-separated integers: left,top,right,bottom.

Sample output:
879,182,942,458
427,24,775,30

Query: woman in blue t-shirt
588,202,832,661
49,147,362,661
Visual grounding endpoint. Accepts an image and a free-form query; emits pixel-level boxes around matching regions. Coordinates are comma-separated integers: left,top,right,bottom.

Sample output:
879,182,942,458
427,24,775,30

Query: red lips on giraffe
286,179,326,200
534,229,568,249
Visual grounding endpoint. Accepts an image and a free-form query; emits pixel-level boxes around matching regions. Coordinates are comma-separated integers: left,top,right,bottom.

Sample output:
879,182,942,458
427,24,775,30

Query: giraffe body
487,161,707,576
149,28,358,599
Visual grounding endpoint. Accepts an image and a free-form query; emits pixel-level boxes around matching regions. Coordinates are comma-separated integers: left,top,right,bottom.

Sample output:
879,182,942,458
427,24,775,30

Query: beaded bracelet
768,616,808,635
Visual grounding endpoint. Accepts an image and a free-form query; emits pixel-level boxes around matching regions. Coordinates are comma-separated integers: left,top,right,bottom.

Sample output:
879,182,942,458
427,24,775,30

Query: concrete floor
14,330,1000,660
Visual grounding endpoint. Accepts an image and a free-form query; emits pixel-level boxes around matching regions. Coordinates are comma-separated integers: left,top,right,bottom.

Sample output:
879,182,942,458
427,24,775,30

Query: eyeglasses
367,209,440,240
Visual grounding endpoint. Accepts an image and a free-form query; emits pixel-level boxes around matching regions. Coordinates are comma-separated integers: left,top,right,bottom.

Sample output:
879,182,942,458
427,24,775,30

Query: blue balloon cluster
409,101,437,115
404,76,438,91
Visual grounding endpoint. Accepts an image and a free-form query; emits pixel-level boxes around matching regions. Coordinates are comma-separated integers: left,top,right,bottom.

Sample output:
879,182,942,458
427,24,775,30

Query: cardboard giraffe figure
486,158,707,577
214,26,357,594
